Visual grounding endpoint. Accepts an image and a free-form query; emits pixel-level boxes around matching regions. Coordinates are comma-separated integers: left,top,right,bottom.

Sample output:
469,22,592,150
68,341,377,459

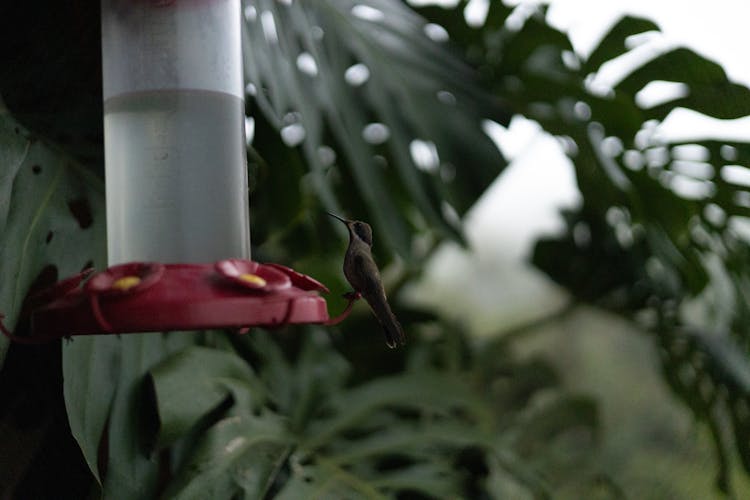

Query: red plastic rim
0,260,358,342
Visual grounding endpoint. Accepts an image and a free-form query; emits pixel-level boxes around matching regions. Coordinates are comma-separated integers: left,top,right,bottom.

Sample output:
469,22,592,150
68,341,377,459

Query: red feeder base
0,260,358,343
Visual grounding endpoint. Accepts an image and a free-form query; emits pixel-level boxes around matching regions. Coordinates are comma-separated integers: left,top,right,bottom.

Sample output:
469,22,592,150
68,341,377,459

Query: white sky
543,0,750,86
406,0,750,334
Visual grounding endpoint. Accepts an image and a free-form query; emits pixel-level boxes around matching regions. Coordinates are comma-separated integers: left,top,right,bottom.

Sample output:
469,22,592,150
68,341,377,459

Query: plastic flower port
215,259,291,292
265,263,330,293
86,262,165,296
84,262,166,332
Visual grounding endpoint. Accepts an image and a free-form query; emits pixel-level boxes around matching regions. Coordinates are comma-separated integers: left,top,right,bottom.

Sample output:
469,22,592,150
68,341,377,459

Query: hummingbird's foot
343,291,362,301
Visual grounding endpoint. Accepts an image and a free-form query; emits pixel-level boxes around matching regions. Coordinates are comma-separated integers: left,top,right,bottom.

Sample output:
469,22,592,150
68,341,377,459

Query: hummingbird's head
327,212,373,247
350,220,373,246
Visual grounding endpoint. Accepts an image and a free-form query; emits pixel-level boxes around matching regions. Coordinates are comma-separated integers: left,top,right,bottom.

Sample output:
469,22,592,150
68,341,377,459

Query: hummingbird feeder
1,0,356,343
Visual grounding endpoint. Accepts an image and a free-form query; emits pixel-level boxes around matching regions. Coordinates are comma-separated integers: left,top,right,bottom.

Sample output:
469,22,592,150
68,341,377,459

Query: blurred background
406,1,750,497
409,0,750,330
1,0,750,498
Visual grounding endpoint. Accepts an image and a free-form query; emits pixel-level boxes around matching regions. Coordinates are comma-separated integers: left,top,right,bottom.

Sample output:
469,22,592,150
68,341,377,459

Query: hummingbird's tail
380,313,406,349
366,294,406,349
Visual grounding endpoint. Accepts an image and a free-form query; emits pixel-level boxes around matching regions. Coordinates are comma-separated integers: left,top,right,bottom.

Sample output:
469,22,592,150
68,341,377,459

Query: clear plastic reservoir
101,0,250,264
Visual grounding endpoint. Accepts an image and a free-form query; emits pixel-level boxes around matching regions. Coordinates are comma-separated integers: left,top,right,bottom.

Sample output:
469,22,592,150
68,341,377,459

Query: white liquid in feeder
105,89,249,264
102,0,248,265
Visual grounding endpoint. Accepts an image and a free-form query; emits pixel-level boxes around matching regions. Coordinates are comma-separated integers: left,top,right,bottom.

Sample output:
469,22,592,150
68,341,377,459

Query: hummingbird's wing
353,254,406,348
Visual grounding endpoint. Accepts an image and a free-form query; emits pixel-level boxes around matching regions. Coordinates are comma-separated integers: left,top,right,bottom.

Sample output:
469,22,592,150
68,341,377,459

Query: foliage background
1,0,750,498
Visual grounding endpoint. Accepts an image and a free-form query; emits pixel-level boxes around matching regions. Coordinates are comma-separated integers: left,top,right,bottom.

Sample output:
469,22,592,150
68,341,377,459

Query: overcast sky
542,0,750,86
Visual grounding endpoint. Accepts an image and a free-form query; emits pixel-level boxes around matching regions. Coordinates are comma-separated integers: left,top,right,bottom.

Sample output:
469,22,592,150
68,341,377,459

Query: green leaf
240,329,350,432
583,16,660,74
275,460,386,500
500,15,574,74
163,412,291,500
304,371,492,450
487,451,550,499
618,48,728,94
649,82,750,120
62,335,121,484
0,109,106,365
102,335,170,500
587,93,644,143
244,0,507,257
618,48,750,119
369,462,463,498
659,328,750,490
326,422,489,464
286,330,350,432
149,346,262,448
415,1,512,53
0,112,28,233
149,325,587,497
501,10,750,491
512,395,598,458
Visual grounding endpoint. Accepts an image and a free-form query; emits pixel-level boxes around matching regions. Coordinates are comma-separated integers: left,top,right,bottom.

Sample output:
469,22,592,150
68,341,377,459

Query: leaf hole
374,454,414,472
32,164,42,175
17,264,59,326
31,265,59,292
67,198,93,229
454,446,490,477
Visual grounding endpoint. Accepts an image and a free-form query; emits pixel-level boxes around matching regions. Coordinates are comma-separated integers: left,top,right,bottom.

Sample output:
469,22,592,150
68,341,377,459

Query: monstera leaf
414,4,750,492
242,0,509,262
0,108,106,365
145,329,597,498
0,103,108,497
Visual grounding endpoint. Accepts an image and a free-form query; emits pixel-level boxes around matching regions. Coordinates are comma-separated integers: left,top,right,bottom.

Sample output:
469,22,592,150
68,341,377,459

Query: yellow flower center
112,275,142,291
239,273,267,287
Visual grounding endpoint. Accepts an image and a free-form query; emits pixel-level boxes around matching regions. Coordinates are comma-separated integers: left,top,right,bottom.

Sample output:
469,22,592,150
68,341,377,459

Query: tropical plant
1,0,749,498
415,3,750,492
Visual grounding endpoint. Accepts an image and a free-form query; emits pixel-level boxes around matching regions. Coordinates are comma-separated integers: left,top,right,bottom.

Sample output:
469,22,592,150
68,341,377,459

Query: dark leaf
0,112,106,364
62,336,120,484
149,346,262,449
244,0,508,257
163,412,290,500
583,16,660,74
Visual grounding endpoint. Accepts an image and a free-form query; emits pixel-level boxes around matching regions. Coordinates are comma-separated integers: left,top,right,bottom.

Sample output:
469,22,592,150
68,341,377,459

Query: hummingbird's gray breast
344,243,380,295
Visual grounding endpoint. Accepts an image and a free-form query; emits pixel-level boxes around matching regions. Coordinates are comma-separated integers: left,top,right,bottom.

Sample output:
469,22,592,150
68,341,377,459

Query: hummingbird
327,212,406,349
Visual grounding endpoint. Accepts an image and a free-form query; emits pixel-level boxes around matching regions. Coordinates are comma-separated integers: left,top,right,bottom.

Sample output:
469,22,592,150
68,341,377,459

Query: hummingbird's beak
326,211,350,224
